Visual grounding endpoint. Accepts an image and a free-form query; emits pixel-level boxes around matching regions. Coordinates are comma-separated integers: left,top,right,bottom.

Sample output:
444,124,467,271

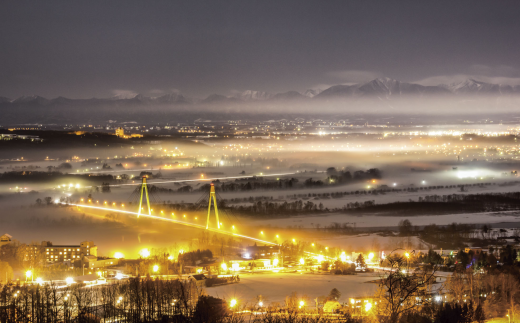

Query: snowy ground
314,234,424,252
206,272,379,306
251,210,520,229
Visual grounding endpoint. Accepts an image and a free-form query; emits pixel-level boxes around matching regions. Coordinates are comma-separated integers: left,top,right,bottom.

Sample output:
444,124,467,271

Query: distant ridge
2,78,520,108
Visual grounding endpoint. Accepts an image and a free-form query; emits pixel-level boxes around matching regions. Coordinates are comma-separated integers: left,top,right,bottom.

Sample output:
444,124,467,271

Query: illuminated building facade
115,127,125,138
0,233,12,247
243,244,280,259
43,240,97,263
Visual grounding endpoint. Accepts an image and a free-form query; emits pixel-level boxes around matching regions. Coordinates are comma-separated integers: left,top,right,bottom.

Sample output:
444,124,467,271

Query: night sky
1,1,520,99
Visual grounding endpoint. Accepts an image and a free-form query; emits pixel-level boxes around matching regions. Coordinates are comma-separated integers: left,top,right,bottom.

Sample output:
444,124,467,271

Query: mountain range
2,78,520,108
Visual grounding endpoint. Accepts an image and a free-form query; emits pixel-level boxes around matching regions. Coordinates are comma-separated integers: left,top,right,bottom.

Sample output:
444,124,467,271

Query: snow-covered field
314,234,424,252
206,272,379,305
252,211,520,229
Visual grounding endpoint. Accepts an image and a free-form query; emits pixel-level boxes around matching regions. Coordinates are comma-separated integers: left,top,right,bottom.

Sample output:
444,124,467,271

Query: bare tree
376,251,437,323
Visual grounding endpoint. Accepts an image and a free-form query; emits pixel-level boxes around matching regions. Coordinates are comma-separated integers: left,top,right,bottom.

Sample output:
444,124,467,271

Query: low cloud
111,89,138,99
416,64,520,86
416,74,520,86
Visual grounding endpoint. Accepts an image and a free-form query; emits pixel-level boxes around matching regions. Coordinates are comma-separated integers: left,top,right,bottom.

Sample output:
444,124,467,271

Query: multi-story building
0,234,12,247
43,240,97,263
115,127,125,138
243,244,280,259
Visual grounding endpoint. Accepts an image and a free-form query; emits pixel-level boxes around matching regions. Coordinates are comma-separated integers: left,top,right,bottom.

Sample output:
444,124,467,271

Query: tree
326,167,337,176
36,198,42,205
328,288,341,301
474,304,485,323
398,219,413,236
193,295,230,322
44,196,52,205
321,261,330,272
57,162,72,169
0,261,14,282
356,254,366,270
376,254,437,323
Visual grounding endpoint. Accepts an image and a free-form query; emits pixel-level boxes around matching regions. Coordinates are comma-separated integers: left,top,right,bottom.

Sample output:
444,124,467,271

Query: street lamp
153,265,159,273
25,270,32,282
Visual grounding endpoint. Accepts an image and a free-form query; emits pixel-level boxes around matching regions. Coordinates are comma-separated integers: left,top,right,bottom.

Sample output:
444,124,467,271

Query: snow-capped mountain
442,79,520,95
316,77,450,98
12,95,50,105
3,78,520,109
303,89,323,98
232,90,274,101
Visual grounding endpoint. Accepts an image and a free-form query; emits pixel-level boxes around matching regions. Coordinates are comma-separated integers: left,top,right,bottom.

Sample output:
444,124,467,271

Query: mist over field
3,2,520,321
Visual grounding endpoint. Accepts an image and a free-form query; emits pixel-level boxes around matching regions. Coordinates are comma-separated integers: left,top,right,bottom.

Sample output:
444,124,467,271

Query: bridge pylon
206,183,220,229
137,176,152,218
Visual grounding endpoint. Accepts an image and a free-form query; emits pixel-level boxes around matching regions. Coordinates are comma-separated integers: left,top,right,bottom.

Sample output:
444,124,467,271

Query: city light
65,277,74,284
115,273,124,280
35,277,43,284
230,299,237,308
153,265,159,272
365,302,372,312
221,263,227,271
273,258,279,266
340,252,347,262
114,252,124,259
140,248,151,258
26,270,32,279
299,258,305,265
368,253,374,260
